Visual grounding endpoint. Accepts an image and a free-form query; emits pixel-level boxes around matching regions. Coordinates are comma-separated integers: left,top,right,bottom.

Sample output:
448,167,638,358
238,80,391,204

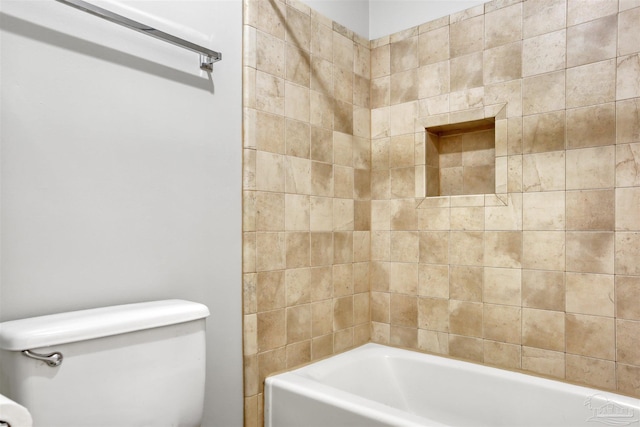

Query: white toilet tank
0,300,210,427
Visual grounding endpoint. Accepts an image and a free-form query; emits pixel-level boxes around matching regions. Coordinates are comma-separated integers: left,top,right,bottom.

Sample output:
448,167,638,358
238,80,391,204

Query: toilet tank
0,300,210,427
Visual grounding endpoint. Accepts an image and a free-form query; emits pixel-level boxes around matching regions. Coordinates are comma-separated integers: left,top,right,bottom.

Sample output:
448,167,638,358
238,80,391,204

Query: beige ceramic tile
333,231,353,264
418,61,450,99
390,263,418,295
566,146,615,190
450,207,484,231
566,313,615,360
450,52,484,92
566,232,614,274
390,294,418,327
389,102,417,136
566,15,617,68
255,191,284,231
310,197,333,232
566,272,615,317
484,304,522,344
616,363,640,397
617,54,640,101
333,66,353,104
286,119,310,158
616,187,640,230
450,15,484,57
485,80,523,118
566,104,616,149
484,341,521,370
371,77,390,109
287,305,311,343
389,325,418,349
285,156,312,195
566,59,616,108
246,0,286,39
618,7,640,56
333,296,354,330
418,330,449,355
310,57,333,97
615,232,640,275
419,231,449,265
485,193,523,231
523,191,566,230
522,346,565,379
616,143,640,187
523,0,567,39
449,300,483,337
616,276,640,321
371,291,390,323
617,99,640,144
449,265,483,302
449,231,484,266
255,111,285,154
418,264,450,299
391,199,418,230
522,111,566,154
419,26,450,66
256,232,286,271
522,308,565,351
566,190,615,231
448,335,484,363
522,269,565,311
286,45,310,88
371,44,390,79
617,319,640,365
484,267,522,306
390,231,419,263
390,36,419,74
285,268,310,306
522,30,566,77
257,309,286,351
522,151,566,192
418,297,449,332
255,71,285,115
483,42,523,85
566,354,615,390
522,71,565,115
485,3,522,49
484,231,522,268
567,0,618,26
522,231,566,271
286,232,310,268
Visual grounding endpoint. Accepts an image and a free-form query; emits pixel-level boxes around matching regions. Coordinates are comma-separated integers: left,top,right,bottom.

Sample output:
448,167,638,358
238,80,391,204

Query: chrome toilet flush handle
22,350,63,367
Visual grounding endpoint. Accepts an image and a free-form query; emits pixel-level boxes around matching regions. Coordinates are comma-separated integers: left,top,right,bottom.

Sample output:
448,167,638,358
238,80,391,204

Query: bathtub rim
269,342,640,401
265,342,640,424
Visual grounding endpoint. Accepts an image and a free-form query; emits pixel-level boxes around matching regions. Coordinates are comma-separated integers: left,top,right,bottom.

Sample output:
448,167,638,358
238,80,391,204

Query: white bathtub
265,343,640,427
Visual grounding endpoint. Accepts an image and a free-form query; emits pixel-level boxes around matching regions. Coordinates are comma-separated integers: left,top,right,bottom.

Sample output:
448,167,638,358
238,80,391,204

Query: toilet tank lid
0,300,210,351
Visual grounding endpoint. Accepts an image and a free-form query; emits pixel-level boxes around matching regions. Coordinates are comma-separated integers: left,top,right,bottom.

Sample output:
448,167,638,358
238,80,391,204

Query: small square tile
566,313,615,360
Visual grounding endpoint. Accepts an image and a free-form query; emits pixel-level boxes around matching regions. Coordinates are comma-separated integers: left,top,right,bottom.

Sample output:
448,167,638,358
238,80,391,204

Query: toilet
0,299,210,427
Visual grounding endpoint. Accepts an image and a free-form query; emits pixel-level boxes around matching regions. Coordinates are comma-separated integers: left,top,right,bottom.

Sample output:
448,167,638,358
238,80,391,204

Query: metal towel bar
56,0,222,71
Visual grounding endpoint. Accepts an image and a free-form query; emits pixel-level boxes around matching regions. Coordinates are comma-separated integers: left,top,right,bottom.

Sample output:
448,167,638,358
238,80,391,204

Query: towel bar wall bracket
55,0,222,71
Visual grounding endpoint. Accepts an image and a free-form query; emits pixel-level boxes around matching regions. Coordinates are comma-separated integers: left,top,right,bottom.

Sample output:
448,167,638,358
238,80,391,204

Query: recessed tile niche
426,118,496,196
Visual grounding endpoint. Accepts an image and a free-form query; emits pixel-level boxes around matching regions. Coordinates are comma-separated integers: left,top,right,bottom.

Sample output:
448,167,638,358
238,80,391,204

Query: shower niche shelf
425,118,497,197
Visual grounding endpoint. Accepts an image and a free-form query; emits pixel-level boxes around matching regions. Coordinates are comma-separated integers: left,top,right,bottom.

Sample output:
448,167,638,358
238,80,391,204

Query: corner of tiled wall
242,0,372,425
369,0,640,401
243,0,640,424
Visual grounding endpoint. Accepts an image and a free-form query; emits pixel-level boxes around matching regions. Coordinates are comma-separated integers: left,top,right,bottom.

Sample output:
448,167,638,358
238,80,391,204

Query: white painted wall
369,0,490,39
0,1,243,426
300,0,490,40
302,0,369,38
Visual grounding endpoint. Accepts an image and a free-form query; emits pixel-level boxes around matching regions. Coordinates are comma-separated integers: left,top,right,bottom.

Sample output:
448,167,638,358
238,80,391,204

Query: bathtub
265,343,640,427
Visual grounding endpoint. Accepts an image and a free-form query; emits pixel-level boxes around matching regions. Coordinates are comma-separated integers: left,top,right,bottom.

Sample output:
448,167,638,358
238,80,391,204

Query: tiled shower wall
242,0,371,424
243,0,640,423
370,0,640,400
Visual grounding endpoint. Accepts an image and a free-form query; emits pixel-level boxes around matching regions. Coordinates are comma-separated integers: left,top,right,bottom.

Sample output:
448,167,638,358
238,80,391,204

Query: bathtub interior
269,344,640,427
